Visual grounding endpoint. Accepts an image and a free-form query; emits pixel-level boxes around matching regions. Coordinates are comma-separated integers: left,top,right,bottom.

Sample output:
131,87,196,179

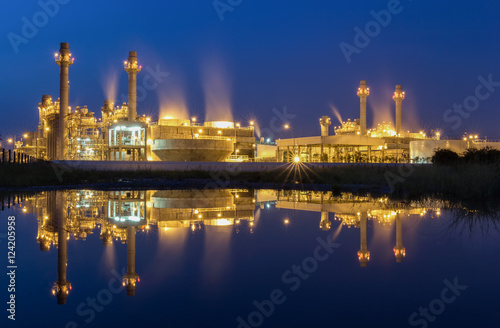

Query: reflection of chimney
393,213,405,263
123,226,139,296
357,213,370,267
320,211,331,231
124,51,141,122
319,116,331,137
357,81,370,136
55,43,74,160
53,192,71,304
393,85,405,135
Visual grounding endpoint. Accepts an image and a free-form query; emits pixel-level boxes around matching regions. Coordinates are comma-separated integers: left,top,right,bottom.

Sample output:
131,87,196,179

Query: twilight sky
1,0,500,141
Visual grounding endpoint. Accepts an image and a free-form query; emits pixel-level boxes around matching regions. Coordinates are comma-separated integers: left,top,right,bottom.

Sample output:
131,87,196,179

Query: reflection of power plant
274,190,440,267
25,189,255,303
17,188,446,303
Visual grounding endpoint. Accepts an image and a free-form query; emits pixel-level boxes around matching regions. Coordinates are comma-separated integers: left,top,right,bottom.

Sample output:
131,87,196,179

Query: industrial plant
10,43,499,164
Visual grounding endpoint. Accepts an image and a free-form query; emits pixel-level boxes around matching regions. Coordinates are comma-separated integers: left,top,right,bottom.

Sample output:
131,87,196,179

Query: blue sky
1,0,500,140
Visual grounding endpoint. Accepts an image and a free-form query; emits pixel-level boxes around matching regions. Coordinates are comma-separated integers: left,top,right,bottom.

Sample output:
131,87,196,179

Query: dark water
0,190,499,328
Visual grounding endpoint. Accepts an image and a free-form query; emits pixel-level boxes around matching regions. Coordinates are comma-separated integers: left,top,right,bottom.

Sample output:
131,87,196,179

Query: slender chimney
124,51,141,121
357,81,370,136
55,43,74,160
393,85,405,135
319,116,331,137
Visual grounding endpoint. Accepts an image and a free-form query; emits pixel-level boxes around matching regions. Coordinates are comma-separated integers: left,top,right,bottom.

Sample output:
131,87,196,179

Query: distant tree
431,148,460,165
463,147,500,164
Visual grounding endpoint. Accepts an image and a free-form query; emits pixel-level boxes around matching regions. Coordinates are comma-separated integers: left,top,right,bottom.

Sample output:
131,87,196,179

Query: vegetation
432,147,500,165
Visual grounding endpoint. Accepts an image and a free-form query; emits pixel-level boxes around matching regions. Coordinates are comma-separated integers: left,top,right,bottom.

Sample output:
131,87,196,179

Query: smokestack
357,80,370,136
393,85,405,135
55,42,73,160
319,116,331,137
124,51,141,122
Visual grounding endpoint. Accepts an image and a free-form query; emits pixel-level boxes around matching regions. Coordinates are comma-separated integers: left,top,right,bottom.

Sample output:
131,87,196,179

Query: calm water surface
1,190,499,328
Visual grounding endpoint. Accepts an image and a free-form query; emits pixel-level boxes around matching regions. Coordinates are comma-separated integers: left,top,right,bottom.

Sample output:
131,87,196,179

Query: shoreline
1,161,499,201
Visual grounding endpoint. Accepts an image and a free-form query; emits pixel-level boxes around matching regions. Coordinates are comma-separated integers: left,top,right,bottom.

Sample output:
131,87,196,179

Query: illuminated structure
357,80,369,136
18,43,498,163
393,85,405,136
277,81,433,163
55,42,74,160
124,51,141,122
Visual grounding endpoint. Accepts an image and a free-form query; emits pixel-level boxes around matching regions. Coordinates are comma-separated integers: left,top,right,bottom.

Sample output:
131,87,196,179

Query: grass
1,161,499,201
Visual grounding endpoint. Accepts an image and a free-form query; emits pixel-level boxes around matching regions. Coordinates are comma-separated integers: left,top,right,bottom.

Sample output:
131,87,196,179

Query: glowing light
23,134,28,138
191,117,197,122
284,124,289,129
294,156,300,163
7,139,12,143
284,219,289,224
249,121,254,126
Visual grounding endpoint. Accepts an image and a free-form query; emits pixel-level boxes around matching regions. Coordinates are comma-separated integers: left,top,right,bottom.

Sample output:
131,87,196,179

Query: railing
227,155,249,162
0,148,37,164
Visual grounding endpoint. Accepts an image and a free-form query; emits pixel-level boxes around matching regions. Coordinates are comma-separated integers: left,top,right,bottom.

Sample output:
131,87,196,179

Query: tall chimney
357,80,370,136
124,51,141,121
393,85,405,135
319,116,331,137
55,43,73,160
